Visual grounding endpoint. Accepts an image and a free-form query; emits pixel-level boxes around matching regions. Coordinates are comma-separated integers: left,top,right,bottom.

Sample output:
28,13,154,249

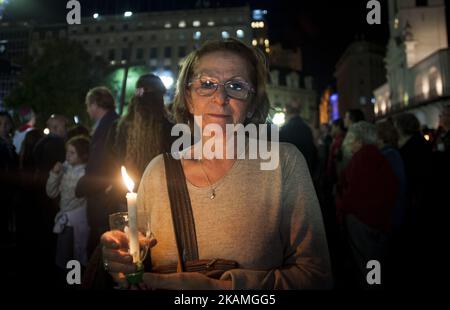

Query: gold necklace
198,160,217,200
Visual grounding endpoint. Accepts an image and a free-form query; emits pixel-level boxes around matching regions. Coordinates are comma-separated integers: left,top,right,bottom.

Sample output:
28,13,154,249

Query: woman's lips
207,113,231,118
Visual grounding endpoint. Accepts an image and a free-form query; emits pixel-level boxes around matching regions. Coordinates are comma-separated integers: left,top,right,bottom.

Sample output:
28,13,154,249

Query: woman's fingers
101,230,129,249
102,247,133,264
139,235,157,248
105,260,137,274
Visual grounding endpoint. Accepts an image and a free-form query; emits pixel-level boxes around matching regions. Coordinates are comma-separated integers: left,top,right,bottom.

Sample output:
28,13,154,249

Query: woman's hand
143,272,232,290
101,230,157,287
52,162,63,174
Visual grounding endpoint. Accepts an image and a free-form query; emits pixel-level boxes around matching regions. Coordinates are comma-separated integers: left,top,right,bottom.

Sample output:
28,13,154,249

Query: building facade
335,40,386,122
373,0,449,128
66,7,254,86
267,67,316,127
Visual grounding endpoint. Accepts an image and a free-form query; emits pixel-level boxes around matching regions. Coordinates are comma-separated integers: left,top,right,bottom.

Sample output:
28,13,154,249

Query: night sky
5,0,447,94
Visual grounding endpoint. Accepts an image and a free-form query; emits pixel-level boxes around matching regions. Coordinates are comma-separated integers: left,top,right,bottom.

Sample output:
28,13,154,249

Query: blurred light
403,93,409,106
236,29,244,38
178,20,186,28
43,128,50,135
74,116,79,124
193,20,201,27
252,39,257,46
265,47,270,53
121,60,126,65
252,10,263,20
264,39,269,46
159,73,174,89
124,11,133,17
193,31,201,40
371,97,376,104
110,60,116,65
424,134,430,141
207,21,215,26
374,104,379,115
330,93,339,120
93,13,99,19
436,76,443,95
272,112,285,127
394,17,399,29
164,22,171,28
221,31,230,39
259,21,265,28
381,101,387,114
422,76,429,99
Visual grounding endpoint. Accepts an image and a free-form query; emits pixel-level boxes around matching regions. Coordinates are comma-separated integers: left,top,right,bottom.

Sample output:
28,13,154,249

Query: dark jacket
33,133,66,177
399,133,433,227
380,145,408,230
75,110,119,243
280,115,318,174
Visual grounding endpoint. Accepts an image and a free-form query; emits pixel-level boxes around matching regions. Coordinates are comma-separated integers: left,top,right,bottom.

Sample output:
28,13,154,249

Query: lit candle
121,166,140,263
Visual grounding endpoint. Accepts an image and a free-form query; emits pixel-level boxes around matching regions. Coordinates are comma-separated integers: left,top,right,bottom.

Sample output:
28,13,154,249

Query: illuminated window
193,20,201,27
394,17,399,29
179,20,186,28
436,77,443,95
193,31,201,40
221,31,230,39
422,76,430,98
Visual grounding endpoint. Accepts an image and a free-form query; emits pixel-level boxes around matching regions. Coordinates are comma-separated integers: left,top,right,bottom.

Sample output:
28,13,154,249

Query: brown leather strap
163,153,199,272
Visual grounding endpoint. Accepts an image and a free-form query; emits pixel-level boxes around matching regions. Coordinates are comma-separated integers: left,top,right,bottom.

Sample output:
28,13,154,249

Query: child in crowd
46,135,90,270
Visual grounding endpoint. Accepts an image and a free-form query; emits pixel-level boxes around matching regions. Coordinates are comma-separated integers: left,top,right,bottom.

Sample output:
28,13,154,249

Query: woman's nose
212,85,228,105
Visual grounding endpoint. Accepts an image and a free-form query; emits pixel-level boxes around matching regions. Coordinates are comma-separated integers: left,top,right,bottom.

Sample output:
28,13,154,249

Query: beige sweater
137,142,332,289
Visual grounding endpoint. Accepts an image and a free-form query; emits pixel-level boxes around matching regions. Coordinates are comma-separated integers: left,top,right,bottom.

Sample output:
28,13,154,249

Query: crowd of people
0,39,449,290
0,73,174,287
282,106,450,289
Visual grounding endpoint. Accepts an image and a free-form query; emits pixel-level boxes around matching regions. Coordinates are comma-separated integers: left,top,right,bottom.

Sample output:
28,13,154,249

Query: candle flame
121,166,135,192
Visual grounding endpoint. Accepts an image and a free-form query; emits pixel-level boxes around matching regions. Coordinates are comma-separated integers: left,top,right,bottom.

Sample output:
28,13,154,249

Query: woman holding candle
101,39,332,289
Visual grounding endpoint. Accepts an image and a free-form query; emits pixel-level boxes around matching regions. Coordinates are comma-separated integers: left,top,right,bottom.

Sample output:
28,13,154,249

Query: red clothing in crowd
327,132,345,181
336,144,398,233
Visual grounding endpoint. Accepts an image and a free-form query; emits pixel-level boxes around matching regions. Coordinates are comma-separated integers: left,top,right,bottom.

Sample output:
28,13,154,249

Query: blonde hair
173,39,270,125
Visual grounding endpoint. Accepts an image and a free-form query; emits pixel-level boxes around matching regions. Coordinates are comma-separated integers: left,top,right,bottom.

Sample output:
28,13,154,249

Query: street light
272,112,286,127
159,74,174,89
93,13,99,19
124,11,133,17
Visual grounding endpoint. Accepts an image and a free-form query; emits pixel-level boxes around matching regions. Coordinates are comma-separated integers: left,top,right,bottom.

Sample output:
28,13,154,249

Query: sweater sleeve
46,171,62,199
220,145,333,289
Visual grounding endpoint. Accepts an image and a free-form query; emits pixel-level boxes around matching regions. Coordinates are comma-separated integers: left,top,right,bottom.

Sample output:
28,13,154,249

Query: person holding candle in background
101,39,332,289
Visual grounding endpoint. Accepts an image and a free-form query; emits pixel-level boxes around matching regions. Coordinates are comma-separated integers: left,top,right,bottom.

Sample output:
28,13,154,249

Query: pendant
210,189,216,200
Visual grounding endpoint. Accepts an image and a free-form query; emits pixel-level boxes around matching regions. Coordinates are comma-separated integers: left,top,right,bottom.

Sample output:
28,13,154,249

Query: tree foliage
5,39,108,127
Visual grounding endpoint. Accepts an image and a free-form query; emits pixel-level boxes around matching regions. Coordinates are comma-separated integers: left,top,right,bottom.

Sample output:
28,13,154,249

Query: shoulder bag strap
163,153,199,272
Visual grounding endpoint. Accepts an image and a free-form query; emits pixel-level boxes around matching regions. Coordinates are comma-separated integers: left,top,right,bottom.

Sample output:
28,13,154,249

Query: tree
5,39,108,127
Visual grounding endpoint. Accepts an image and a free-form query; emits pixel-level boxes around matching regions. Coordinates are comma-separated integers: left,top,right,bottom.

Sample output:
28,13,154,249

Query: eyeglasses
188,75,255,100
